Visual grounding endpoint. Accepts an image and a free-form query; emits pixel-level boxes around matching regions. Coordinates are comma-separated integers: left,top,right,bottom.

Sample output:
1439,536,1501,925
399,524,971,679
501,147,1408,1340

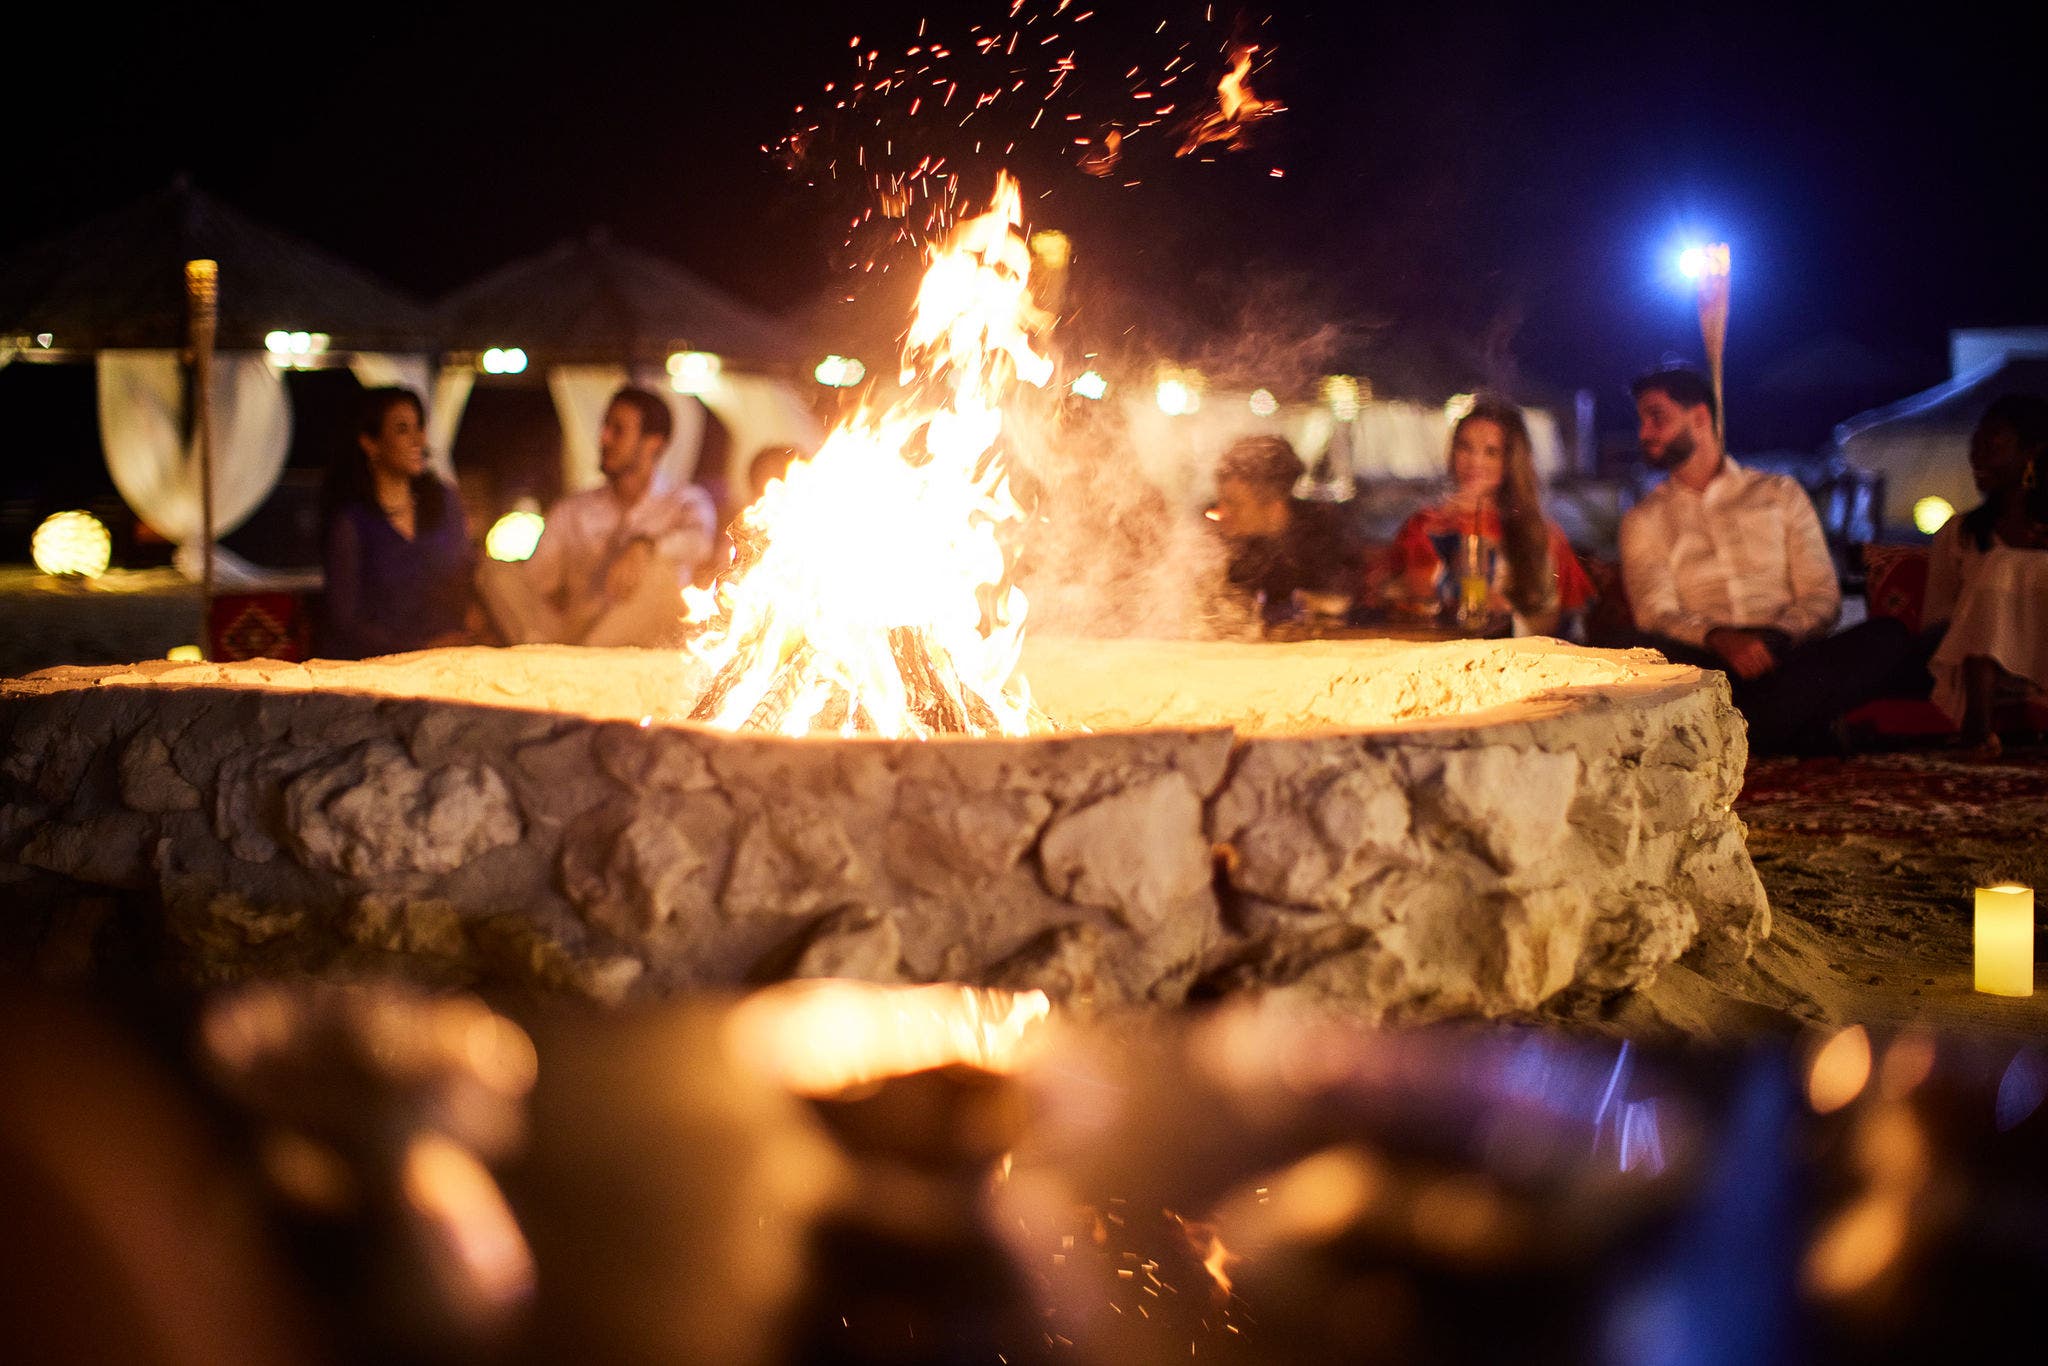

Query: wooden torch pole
185,259,219,656
1694,243,1731,443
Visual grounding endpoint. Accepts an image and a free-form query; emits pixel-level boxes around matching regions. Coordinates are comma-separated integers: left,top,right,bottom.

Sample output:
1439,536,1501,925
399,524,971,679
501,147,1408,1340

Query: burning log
889,626,970,735
687,612,776,723
741,644,819,734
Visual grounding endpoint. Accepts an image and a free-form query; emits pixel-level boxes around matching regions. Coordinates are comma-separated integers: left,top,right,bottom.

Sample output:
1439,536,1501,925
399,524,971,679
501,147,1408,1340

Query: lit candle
1975,885,2035,997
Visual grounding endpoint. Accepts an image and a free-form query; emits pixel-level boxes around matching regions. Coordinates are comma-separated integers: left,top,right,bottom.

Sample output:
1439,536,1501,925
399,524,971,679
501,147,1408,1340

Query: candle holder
1973,885,2034,997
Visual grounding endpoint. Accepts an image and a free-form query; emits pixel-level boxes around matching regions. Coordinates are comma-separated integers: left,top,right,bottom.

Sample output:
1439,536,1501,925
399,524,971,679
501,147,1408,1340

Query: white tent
1835,357,2048,532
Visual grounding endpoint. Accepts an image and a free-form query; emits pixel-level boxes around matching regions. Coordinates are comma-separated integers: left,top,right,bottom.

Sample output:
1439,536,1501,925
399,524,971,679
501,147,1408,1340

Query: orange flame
1178,47,1281,157
724,980,1054,1097
681,174,1052,737
1169,1212,1237,1298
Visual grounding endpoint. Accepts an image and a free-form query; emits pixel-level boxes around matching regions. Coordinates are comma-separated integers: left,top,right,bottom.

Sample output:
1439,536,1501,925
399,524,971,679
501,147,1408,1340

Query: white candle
1975,885,2035,997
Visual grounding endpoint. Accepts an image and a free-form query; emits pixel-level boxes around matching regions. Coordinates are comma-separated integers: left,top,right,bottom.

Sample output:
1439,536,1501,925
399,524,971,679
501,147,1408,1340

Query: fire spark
681,174,1054,738
1177,46,1282,157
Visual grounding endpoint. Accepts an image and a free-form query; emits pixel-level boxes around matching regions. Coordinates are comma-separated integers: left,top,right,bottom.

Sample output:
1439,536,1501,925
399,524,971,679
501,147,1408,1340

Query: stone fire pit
0,637,1767,1019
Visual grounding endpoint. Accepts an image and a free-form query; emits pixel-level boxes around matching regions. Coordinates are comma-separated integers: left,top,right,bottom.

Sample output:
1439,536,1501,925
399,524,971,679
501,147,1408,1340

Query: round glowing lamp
1912,496,1954,536
166,644,204,661
485,509,546,563
1071,369,1108,401
480,347,529,376
1249,387,1278,417
667,351,721,395
31,509,113,579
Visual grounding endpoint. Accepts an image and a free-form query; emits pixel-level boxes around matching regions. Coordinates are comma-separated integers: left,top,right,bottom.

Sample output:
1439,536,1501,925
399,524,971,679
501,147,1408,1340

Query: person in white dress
1925,394,2048,757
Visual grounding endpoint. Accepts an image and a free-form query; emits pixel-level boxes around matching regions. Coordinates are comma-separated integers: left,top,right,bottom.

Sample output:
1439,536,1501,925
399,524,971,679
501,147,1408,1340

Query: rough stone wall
0,647,1767,1021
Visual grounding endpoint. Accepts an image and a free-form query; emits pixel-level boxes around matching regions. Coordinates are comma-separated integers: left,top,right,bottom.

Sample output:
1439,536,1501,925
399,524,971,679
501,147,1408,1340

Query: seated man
480,386,716,647
1612,366,1911,754
1208,436,1357,626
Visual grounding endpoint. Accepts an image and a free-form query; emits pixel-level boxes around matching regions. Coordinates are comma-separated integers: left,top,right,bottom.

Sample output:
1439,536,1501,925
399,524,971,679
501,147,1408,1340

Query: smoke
1003,388,1251,642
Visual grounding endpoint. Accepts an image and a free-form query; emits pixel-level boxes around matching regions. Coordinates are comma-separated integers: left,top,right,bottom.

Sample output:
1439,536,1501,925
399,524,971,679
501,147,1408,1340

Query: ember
1178,46,1283,157
680,174,1053,738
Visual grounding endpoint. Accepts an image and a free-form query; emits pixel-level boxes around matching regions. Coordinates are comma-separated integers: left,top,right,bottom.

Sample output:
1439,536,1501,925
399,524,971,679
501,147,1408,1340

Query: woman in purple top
319,386,476,659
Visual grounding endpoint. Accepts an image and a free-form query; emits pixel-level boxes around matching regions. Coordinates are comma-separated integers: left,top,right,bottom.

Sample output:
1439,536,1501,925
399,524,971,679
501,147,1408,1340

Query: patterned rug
1739,747,2048,841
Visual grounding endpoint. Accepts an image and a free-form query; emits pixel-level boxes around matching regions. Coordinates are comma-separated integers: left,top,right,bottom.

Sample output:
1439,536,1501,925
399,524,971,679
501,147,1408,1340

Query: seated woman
319,387,476,659
1925,394,2048,756
1367,398,1593,636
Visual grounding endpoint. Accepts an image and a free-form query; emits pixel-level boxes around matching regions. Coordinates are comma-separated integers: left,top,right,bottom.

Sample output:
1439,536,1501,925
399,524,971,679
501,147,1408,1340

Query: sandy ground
1563,747,2048,1045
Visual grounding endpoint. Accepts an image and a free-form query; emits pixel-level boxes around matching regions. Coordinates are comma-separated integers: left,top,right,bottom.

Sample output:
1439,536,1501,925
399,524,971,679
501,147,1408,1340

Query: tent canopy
436,231,802,368
1834,356,2048,530
0,179,435,354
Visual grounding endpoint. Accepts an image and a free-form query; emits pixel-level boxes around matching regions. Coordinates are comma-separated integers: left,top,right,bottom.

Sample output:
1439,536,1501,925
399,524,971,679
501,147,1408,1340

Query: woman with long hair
1368,397,1593,636
1925,393,2048,756
319,386,476,658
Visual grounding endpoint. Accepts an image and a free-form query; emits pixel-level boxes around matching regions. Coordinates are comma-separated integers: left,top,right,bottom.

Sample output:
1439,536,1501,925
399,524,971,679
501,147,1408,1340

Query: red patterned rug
1739,748,2048,841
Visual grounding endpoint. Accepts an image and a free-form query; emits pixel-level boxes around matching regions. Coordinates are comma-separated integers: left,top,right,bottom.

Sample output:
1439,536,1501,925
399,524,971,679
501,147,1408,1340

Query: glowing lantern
1975,885,2034,997
1912,496,1954,536
485,509,546,563
667,351,721,395
166,645,204,661
31,510,112,579
1071,369,1108,400
479,347,528,376
1249,388,1278,417
814,354,866,388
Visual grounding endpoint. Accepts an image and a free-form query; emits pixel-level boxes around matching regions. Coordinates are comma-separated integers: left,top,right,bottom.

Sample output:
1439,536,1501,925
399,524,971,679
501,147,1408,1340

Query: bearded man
1613,365,1911,753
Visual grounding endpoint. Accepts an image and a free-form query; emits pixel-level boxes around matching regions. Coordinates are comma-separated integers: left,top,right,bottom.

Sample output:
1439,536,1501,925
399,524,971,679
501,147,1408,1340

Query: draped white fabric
695,372,825,476
1929,547,2048,722
658,391,709,485
96,350,292,554
345,353,452,480
546,364,629,492
427,364,475,475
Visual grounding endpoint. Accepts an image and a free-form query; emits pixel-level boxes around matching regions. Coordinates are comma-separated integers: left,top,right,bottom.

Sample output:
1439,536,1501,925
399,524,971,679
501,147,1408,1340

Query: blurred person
1367,397,1594,637
1207,436,1357,626
1924,394,2048,756
320,386,477,659
747,443,805,504
478,386,716,647
1609,365,1912,754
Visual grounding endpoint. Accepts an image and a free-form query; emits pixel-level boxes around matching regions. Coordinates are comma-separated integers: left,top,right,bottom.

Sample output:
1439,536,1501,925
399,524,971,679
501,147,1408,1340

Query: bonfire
681,174,1053,739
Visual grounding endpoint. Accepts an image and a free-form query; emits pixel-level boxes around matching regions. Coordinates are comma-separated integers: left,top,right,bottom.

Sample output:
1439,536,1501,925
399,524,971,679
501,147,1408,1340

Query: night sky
7,1,2044,448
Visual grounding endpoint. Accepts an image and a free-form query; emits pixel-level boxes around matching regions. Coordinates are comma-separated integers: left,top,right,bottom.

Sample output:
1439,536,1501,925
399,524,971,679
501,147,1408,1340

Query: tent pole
185,259,219,656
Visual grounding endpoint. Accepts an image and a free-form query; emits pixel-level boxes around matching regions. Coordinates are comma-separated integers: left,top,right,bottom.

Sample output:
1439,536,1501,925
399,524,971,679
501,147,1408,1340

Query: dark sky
7,1,2044,446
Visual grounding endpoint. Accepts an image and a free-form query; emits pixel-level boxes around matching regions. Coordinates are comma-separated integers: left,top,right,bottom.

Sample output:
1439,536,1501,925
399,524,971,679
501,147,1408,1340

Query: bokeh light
485,509,546,563
667,351,721,395
31,509,112,578
1912,495,1954,535
813,354,866,388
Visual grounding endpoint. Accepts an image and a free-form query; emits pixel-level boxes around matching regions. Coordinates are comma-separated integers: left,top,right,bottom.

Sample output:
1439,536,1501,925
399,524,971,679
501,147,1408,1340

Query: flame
1168,1212,1237,1299
1178,47,1281,156
681,174,1052,737
725,980,1054,1097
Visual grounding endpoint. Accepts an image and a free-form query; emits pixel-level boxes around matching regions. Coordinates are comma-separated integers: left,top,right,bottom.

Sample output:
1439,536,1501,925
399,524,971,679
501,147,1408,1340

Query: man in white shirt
1613,366,1911,753
480,386,717,647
